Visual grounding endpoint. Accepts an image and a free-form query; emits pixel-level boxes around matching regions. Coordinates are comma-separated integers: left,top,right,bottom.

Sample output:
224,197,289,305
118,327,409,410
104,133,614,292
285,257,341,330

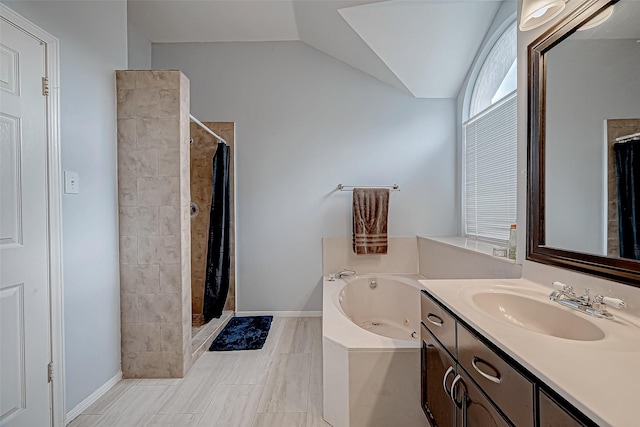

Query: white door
0,16,52,427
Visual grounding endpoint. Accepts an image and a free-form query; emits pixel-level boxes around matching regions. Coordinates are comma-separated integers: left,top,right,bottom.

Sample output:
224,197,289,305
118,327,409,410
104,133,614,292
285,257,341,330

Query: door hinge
48,362,53,383
42,77,50,96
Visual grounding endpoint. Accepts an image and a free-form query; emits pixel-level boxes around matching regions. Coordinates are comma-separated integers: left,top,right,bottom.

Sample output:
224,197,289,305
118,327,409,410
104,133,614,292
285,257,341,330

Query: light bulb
532,6,549,18
519,0,566,31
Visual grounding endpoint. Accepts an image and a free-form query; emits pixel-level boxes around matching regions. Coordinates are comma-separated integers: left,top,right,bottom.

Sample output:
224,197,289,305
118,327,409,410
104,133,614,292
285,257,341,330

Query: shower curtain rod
189,114,227,145
615,132,640,144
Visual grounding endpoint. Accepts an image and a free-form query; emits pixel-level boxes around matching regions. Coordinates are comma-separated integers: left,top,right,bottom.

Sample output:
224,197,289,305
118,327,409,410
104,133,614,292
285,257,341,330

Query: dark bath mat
209,316,273,351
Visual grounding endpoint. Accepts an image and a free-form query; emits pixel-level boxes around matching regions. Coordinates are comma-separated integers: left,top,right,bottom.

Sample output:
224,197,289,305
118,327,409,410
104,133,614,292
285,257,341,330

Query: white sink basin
469,291,605,341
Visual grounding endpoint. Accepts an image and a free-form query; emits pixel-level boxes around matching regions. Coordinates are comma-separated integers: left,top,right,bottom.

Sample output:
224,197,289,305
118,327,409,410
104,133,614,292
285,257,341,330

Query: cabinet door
421,323,456,427
453,369,511,427
539,390,587,427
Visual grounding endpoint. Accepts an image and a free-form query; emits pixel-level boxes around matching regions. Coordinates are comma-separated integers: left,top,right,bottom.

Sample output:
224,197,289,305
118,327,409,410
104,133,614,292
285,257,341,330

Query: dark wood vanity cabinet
421,323,456,427
456,368,511,427
538,390,588,427
421,292,510,427
421,323,509,427
420,288,457,356
457,325,534,427
420,290,595,427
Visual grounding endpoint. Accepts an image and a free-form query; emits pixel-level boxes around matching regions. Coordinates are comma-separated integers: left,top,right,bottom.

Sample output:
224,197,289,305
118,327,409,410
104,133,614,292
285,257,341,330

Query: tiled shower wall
190,122,236,325
606,118,640,257
116,70,192,378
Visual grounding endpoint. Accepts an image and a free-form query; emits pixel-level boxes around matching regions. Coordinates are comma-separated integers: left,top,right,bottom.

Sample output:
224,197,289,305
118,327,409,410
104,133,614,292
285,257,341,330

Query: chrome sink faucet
548,283,577,302
549,281,626,320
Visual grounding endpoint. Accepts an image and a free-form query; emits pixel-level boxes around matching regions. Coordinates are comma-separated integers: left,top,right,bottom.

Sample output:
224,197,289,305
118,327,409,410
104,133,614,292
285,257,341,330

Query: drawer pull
472,356,502,384
450,374,467,409
442,366,455,396
426,313,444,327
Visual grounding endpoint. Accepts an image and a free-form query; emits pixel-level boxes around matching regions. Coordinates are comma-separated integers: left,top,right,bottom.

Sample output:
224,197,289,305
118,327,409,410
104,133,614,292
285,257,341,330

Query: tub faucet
328,269,356,281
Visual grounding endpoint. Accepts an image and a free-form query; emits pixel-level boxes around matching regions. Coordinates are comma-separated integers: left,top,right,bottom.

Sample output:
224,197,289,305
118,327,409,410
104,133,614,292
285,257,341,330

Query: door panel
0,13,51,427
454,369,511,427
0,44,19,94
0,284,25,419
0,112,22,246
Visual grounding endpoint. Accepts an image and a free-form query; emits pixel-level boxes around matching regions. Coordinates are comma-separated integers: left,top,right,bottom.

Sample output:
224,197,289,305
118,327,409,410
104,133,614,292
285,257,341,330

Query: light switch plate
64,171,79,194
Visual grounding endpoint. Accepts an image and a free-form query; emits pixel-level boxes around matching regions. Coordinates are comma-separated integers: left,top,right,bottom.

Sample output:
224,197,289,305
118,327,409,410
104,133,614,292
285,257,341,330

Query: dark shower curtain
203,143,231,322
615,139,640,260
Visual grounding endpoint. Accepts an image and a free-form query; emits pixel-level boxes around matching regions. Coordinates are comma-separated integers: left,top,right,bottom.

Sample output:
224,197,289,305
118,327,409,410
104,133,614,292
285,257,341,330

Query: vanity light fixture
519,0,566,31
577,5,615,30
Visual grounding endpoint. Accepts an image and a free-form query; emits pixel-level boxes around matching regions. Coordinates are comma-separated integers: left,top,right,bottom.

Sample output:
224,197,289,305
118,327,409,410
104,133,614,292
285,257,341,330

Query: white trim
236,311,323,318
64,371,122,425
0,5,65,427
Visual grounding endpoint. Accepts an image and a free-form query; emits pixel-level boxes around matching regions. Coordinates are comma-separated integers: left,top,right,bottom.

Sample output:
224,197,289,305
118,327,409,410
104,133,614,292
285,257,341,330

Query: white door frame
0,5,65,426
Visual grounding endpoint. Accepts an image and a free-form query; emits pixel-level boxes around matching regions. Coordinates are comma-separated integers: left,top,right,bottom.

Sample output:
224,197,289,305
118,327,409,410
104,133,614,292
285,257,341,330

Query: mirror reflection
544,0,640,260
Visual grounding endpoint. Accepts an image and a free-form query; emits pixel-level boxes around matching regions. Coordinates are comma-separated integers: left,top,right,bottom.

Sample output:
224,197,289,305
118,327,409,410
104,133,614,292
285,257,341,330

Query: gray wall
127,18,152,70
3,0,126,412
545,39,640,255
153,41,457,312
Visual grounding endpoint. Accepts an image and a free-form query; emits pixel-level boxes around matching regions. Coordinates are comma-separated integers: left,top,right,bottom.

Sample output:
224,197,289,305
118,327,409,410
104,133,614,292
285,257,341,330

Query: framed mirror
527,0,640,286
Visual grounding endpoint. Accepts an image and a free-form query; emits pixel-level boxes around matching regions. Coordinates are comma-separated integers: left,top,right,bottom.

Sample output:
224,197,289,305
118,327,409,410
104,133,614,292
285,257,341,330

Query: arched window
469,23,517,116
464,21,518,243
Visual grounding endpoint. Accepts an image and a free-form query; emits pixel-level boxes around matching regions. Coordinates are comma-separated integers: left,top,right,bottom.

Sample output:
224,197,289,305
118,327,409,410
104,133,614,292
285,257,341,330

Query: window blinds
464,92,517,243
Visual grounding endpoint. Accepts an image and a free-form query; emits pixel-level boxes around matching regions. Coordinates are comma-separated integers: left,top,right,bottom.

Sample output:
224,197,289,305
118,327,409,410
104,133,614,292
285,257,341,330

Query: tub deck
322,273,428,427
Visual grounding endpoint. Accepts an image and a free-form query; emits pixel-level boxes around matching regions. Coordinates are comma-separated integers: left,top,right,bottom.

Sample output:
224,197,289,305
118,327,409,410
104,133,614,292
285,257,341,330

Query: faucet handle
552,281,574,294
593,294,627,310
603,296,627,310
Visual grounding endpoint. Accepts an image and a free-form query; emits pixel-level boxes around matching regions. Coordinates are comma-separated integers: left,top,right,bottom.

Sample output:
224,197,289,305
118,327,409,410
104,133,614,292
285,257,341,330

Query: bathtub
322,274,428,427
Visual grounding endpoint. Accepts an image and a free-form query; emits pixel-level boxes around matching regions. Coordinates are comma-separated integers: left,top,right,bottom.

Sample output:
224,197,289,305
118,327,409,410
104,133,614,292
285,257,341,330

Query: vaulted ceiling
128,0,508,98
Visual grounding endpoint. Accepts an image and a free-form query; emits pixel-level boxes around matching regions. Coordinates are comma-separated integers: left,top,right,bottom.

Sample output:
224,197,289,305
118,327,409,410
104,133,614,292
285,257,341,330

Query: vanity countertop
419,278,640,427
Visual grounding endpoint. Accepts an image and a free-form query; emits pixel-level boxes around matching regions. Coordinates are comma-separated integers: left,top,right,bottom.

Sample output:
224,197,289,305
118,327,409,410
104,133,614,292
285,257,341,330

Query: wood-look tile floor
68,318,330,427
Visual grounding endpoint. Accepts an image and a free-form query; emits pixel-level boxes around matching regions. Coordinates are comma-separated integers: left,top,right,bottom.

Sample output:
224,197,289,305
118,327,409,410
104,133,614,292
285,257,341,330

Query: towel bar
337,184,400,191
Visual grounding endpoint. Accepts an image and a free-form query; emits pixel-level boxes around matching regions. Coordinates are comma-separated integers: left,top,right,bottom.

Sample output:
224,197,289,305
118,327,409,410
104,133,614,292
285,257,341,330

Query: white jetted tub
322,274,428,427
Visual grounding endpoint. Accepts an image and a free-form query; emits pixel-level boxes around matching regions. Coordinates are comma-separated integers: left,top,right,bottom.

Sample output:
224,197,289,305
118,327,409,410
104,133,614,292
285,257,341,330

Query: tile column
116,70,191,378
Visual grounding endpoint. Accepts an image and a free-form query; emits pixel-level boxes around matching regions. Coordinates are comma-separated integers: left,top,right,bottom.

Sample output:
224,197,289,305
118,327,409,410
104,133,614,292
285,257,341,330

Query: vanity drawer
420,290,456,358
457,324,534,427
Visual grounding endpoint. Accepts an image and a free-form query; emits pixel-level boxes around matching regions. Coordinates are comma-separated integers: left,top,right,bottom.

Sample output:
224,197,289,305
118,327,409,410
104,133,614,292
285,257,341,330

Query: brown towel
352,188,389,255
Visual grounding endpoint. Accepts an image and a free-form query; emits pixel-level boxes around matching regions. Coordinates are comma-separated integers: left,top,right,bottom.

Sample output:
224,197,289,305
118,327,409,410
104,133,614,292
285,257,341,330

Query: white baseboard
236,310,322,318
65,370,122,425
